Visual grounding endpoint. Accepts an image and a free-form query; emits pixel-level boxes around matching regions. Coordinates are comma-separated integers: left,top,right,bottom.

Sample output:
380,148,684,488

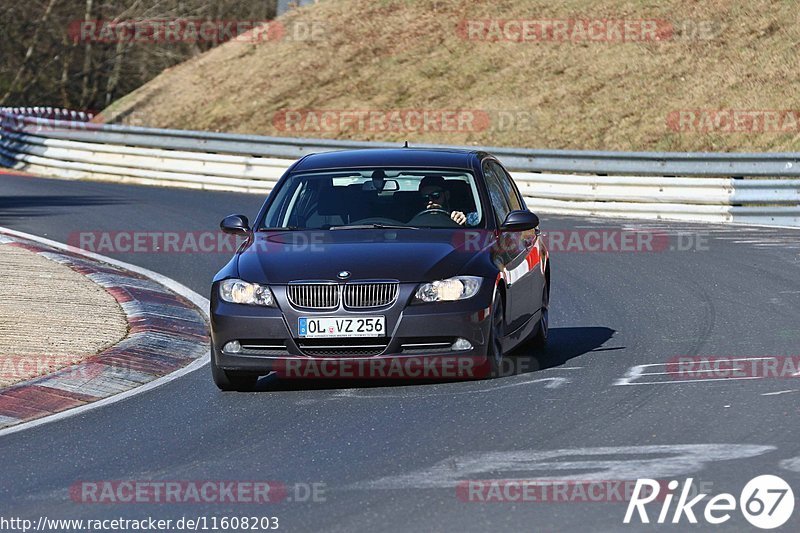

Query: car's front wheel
211,350,258,391
529,281,549,348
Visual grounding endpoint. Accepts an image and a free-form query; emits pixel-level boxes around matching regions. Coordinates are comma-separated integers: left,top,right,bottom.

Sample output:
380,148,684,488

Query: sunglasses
422,191,444,201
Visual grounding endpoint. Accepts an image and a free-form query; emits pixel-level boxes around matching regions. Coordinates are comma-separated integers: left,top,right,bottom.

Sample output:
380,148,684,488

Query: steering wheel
412,208,450,218
409,208,459,227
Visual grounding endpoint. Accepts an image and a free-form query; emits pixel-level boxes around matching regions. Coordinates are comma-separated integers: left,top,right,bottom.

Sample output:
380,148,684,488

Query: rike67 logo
624,475,794,529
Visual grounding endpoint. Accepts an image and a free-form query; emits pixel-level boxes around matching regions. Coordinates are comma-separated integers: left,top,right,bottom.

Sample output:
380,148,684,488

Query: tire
211,350,258,391
486,296,505,378
529,280,549,349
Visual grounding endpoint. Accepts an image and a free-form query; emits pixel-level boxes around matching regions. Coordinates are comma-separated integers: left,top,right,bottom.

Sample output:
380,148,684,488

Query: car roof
291,148,481,172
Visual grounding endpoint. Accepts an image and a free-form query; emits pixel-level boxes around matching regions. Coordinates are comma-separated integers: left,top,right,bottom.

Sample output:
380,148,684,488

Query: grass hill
101,0,800,152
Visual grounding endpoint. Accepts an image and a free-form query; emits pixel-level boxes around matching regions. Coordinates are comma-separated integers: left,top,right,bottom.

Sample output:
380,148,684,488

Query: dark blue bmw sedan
210,148,549,390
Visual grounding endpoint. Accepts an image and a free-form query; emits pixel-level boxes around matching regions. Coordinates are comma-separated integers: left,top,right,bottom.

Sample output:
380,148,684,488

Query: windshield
260,168,484,230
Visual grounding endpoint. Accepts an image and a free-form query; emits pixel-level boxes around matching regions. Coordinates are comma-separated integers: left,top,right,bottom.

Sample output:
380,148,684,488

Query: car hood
235,229,491,284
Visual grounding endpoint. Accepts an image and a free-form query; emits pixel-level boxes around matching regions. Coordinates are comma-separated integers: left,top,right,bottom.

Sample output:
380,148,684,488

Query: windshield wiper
330,224,418,230
259,226,300,231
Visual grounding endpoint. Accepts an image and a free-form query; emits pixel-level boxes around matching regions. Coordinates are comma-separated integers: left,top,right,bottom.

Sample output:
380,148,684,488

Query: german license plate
298,316,385,338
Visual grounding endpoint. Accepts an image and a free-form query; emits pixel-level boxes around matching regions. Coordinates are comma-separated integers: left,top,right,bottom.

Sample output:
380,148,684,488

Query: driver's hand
450,211,467,225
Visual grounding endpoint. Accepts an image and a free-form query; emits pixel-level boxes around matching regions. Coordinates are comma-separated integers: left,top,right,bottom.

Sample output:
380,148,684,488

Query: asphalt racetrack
1,172,799,531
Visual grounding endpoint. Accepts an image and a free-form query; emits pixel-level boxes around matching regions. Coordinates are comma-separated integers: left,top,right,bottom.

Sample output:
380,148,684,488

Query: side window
482,160,511,225
490,161,524,212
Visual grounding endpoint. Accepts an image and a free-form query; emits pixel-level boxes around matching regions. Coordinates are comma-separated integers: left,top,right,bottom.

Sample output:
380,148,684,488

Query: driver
418,175,478,226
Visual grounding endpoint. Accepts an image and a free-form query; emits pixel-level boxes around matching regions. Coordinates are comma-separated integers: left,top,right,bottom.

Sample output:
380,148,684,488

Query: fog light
452,338,473,351
223,340,242,354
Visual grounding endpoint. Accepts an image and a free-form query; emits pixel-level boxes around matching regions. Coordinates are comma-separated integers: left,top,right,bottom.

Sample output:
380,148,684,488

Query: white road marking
614,357,783,386
637,357,775,376
348,444,775,490
326,375,572,401
613,364,645,386
780,457,800,473
0,226,210,439
619,377,763,385
761,390,798,396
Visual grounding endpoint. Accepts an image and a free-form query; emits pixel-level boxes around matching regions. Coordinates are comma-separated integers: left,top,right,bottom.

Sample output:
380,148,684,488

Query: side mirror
500,210,539,232
220,214,251,235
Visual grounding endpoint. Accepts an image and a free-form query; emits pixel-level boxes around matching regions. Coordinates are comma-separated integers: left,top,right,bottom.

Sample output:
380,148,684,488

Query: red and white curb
0,227,210,437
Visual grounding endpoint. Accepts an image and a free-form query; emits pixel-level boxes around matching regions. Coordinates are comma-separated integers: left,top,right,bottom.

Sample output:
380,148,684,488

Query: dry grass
102,0,800,151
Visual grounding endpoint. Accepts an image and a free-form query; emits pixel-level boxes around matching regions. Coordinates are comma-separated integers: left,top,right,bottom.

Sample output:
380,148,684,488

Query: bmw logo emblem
337,271,351,279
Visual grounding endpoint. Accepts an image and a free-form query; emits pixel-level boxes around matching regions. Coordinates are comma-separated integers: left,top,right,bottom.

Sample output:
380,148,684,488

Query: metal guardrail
1,107,799,226
5,108,800,176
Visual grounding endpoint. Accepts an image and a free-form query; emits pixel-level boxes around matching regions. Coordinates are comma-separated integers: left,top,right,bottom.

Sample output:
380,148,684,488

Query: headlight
415,276,482,303
219,279,275,307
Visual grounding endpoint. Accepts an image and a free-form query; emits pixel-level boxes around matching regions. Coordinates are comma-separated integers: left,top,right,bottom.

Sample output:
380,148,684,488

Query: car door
482,159,525,331
487,159,543,332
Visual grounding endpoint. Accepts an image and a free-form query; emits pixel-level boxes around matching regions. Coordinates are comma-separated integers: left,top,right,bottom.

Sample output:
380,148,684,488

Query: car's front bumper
210,281,495,379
